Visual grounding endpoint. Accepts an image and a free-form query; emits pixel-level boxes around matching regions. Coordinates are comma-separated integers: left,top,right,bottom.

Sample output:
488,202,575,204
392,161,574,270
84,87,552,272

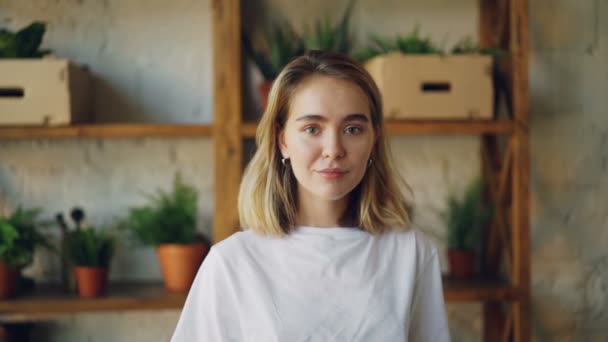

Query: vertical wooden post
509,0,531,340
480,1,507,341
213,0,243,242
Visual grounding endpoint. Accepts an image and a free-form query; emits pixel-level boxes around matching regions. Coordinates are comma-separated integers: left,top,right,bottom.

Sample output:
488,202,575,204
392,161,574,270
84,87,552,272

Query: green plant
450,36,504,57
0,207,52,268
67,228,115,268
0,21,52,58
302,0,356,54
354,26,442,63
121,173,199,246
442,178,492,251
243,19,305,81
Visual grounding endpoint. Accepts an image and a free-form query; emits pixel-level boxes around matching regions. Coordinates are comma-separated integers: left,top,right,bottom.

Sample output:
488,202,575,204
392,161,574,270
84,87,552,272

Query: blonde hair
238,50,413,236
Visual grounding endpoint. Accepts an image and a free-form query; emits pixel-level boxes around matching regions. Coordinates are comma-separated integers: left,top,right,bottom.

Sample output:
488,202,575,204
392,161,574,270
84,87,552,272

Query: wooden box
0,58,92,126
364,53,494,120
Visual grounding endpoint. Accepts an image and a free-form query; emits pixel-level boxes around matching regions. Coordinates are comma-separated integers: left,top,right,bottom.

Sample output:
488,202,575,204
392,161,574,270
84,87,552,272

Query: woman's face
279,75,377,202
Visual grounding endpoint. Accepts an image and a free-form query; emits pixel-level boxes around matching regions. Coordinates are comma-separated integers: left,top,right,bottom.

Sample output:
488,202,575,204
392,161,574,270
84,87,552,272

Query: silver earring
368,159,373,167
282,157,289,167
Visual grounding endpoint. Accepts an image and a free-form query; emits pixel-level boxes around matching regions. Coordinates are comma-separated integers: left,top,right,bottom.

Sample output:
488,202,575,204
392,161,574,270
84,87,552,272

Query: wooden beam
480,1,515,341
213,0,242,243
509,0,531,340
483,302,506,342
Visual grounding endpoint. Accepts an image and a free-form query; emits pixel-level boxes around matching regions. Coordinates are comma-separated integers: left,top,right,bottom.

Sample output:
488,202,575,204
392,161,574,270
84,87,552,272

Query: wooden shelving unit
214,0,531,341
0,0,530,340
0,282,185,321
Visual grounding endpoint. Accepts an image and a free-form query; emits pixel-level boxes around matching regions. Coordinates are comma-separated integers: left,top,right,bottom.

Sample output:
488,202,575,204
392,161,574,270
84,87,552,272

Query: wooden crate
364,53,494,120
0,58,92,126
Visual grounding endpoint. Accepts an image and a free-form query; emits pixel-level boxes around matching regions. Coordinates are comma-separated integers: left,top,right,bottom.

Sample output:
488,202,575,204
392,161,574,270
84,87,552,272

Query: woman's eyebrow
343,114,370,122
295,114,326,122
294,113,369,122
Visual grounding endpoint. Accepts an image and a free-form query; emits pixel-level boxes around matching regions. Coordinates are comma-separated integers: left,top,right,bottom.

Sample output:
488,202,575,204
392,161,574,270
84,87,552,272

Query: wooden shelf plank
443,277,518,302
242,120,514,138
0,282,185,321
0,124,213,140
0,278,516,322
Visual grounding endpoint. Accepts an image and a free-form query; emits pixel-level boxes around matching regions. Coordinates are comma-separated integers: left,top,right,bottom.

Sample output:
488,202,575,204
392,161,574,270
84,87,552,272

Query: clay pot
0,261,19,299
448,249,475,279
257,80,274,112
74,266,109,298
156,243,209,292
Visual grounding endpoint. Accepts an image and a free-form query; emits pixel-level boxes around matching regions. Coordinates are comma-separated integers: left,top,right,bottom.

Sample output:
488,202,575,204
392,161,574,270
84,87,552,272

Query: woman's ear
278,126,288,158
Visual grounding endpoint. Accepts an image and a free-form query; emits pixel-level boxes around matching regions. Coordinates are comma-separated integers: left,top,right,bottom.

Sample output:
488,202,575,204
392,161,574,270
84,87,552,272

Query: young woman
172,50,450,341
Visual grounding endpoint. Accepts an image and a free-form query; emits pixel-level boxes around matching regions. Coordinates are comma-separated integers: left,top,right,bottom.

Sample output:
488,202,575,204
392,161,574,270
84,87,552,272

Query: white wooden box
0,58,92,126
364,53,494,120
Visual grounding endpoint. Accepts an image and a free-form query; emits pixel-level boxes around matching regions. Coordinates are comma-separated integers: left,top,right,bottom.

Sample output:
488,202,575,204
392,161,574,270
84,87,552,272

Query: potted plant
243,19,304,111
442,178,492,279
67,226,115,298
55,207,88,293
0,21,51,58
0,207,52,298
121,173,210,292
302,0,356,55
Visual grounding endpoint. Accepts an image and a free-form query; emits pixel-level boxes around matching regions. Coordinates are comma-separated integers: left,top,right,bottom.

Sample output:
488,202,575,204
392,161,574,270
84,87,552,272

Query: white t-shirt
172,226,450,342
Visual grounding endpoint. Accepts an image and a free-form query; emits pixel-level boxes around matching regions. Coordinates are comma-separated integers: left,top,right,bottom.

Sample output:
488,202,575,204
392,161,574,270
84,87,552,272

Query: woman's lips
317,170,347,180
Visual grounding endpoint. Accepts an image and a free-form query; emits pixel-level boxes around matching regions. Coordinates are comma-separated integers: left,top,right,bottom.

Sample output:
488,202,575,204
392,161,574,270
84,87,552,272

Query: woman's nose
322,132,346,159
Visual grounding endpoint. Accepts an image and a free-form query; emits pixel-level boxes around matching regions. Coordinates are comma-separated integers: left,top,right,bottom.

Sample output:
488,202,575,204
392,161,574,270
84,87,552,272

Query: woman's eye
345,126,362,135
304,126,319,135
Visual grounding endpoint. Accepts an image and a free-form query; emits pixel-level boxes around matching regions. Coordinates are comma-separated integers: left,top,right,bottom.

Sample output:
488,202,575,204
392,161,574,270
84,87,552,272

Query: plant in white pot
442,178,492,279
121,173,210,292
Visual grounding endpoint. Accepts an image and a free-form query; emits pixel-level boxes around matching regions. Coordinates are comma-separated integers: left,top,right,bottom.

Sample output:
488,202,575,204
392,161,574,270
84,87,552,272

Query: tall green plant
450,36,504,58
121,173,199,246
302,0,356,54
243,19,305,81
0,21,52,58
442,178,492,251
354,26,442,62
0,207,52,268
68,228,115,268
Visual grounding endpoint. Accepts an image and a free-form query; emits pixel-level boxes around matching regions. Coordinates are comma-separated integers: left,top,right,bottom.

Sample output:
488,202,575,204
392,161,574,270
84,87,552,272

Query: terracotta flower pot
74,266,109,298
0,261,19,299
257,80,274,112
448,249,475,279
156,243,208,292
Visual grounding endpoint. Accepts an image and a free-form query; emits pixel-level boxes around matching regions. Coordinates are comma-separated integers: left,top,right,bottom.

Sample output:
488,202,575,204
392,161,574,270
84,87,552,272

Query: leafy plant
0,207,53,268
451,36,504,58
0,21,52,58
302,0,356,54
67,228,115,268
354,26,442,63
442,178,492,251
121,173,199,246
243,19,305,81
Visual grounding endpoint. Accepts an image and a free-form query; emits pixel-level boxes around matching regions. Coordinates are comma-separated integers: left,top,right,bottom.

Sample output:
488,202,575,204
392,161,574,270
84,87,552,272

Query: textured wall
529,0,608,340
0,0,605,341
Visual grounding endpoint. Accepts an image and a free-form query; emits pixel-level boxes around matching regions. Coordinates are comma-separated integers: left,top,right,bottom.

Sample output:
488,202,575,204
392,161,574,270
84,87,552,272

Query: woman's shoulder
206,229,275,259
385,225,439,266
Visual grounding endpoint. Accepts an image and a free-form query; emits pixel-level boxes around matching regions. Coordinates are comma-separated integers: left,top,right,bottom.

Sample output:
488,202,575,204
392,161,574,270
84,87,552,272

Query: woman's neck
295,190,351,227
